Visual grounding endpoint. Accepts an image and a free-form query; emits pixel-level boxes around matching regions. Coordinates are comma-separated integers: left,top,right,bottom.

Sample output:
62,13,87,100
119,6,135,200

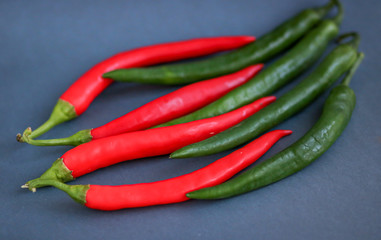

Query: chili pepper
22,130,291,210
171,32,359,159
103,0,337,85
187,52,364,200
16,36,255,142
154,2,343,129
20,65,263,146
23,96,275,189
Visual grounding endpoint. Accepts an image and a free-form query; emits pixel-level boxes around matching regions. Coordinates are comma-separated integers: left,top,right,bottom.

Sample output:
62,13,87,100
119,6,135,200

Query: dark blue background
1,0,380,239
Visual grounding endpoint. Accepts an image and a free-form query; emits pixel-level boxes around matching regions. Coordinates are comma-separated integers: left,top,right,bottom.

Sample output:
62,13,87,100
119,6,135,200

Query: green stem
24,179,89,205
18,99,78,141
331,0,343,25
25,158,74,189
314,0,336,18
23,129,92,146
336,32,360,49
341,52,364,86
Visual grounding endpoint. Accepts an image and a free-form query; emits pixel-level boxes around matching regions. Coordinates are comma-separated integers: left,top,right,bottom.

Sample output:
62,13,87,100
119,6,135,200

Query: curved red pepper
91,64,263,139
20,64,264,146
61,36,255,115
84,129,291,210
63,96,275,177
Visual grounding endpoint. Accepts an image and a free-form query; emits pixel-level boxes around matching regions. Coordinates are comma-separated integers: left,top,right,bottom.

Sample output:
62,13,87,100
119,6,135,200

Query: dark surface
1,0,380,239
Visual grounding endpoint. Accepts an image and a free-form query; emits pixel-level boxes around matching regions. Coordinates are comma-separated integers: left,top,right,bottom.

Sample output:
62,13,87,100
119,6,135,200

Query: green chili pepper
171,32,359,158
103,1,339,85
152,3,343,129
186,52,363,199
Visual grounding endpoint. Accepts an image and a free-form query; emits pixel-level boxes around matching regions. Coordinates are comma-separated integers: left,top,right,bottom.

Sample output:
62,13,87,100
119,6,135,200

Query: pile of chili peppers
18,0,364,211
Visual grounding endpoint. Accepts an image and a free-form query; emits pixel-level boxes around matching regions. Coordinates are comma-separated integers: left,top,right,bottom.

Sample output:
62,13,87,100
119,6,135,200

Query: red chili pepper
22,65,263,146
19,36,255,140
92,64,263,139
25,96,275,187
24,130,291,210
62,36,256,115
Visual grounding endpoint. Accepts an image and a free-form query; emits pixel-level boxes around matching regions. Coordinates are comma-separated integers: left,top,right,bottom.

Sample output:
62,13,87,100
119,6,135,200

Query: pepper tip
284,130,293,135
102,72,113,79
169,152,180,159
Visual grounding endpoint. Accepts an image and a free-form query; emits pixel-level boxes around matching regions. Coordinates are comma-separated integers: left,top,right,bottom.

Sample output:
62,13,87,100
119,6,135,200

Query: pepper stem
341,52,364,86
17,99,78,142
331,0,343,25
21,129,92,146
336,32,360,50
22,179,89,205
314,0,336,18
24,158,74,190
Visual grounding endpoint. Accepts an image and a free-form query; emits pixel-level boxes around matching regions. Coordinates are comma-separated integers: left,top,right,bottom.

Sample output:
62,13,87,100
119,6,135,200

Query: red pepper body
84,129,291,210
62,96,275,177
91,64,263,139
59,36,255,115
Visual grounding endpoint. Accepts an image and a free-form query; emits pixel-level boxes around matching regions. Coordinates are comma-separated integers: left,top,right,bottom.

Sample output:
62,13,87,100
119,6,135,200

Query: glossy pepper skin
187,52,363,200
20,65,263,146
23,130,291,210
153,2,342,129
171,17,352,159
17,36,255,141
104,1,337,84
24,96,275,188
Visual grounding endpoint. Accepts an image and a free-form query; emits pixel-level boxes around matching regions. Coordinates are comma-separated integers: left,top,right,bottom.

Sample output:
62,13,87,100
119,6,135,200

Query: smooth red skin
59,36,255,115
91,64,263,139
84,129,292,210
63,96,276,177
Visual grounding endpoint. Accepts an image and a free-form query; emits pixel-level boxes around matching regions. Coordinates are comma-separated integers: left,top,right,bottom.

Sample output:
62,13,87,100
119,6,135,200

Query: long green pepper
103,1,339,85
171,33,359,158
187,52,363,199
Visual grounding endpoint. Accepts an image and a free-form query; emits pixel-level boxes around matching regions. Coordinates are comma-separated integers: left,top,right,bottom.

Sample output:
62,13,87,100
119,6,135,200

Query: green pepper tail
16,99,78,142
341,52,364,86
313,0,339,19
336,32,360,49
19,129,93,146
22,179,89,205
23,158,74,190
335,32,363,87
331,0,343,25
